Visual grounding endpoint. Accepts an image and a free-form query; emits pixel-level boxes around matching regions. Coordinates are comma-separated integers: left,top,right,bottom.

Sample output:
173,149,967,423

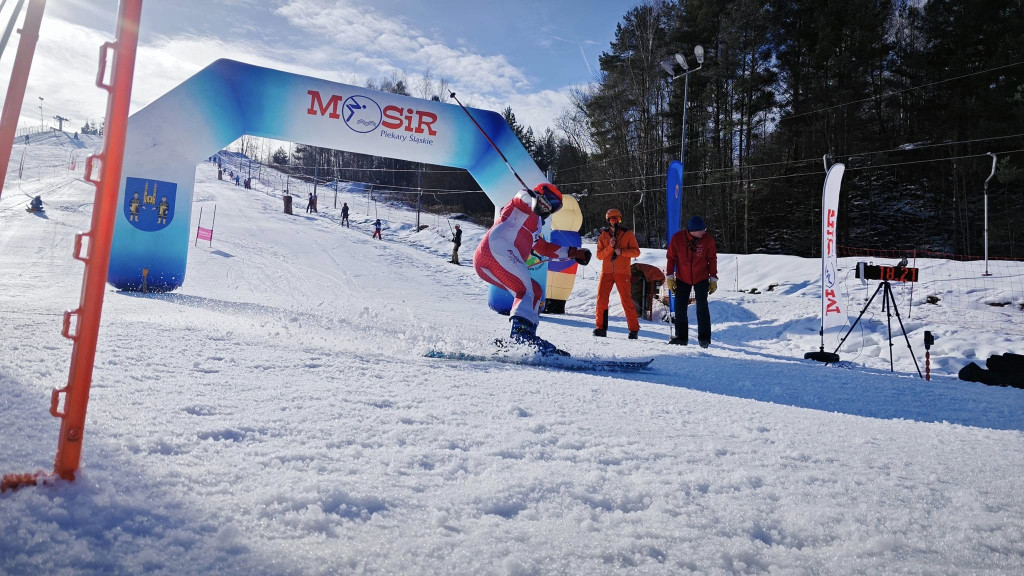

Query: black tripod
833,281,922,377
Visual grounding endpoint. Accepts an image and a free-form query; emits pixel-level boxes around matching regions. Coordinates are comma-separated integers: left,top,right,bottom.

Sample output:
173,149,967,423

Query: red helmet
605,208,622,222
531,183,563,216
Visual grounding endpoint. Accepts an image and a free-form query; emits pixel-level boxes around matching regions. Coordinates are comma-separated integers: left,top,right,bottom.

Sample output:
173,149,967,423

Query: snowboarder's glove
708,278,718,295
665,275,677,292
568,247,592,266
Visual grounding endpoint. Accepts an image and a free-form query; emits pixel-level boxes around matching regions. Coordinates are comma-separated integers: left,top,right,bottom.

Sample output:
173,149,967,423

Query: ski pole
448,90,536,198
668,288,675,341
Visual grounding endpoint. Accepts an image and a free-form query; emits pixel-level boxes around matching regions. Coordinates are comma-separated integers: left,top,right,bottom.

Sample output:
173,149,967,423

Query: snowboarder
373,219,383,239
27,195,43,213
593,208,641,339
341,203,350,227
666,215,718,348
473,183,591,355
450,224,462,265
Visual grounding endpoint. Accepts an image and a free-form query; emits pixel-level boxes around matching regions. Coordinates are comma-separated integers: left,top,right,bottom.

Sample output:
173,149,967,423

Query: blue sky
3,0,630,135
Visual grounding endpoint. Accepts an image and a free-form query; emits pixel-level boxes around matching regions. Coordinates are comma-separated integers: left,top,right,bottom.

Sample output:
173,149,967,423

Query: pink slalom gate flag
194,204,216,246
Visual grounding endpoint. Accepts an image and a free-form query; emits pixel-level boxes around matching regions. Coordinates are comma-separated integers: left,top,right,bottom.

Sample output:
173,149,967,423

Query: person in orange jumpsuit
593,208,642,339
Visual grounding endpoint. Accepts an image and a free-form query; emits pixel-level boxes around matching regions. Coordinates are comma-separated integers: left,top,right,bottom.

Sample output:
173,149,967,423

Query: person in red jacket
666,215,718,348
593,208,642,339
474,183,591,355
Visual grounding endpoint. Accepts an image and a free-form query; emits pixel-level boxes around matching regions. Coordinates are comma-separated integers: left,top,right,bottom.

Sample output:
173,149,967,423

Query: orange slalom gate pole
52,0,143,481
1,0,143,492
0,0,47,201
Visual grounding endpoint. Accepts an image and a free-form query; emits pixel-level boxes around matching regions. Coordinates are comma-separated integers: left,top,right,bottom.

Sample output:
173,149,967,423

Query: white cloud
1,17,356,130
0,16,110,130
275,0,532,107
2,1,571,136
478,88,573,137
130,33,347,104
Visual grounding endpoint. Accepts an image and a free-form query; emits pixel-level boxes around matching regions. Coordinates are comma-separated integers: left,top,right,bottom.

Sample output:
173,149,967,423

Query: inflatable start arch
109,59,580,307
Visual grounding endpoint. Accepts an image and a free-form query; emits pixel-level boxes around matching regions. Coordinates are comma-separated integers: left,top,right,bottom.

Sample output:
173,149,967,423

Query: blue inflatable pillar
665,160,683,314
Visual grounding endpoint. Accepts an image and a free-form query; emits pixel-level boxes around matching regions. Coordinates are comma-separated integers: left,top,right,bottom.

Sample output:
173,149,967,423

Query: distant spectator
24,134,29,145
234,174,240,186
312,191,318,213
218,168,223,180
307,193,314,214
450,224,462,265
373,219,383,240
341,203,350,227
73,132,79,140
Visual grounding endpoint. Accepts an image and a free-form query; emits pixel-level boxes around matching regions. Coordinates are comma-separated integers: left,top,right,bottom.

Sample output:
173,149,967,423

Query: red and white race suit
474,190,571,325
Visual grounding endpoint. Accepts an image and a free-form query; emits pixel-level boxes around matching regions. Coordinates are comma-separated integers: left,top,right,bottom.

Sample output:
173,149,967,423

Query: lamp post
38,96,44,130
660,45,704,231
983,152,997,276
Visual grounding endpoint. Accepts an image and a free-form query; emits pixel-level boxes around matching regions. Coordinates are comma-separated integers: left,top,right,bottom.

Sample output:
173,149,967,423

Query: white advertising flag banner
821,163,846,331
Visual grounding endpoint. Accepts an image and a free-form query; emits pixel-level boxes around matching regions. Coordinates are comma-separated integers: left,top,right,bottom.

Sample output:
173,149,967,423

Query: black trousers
675,279,710,343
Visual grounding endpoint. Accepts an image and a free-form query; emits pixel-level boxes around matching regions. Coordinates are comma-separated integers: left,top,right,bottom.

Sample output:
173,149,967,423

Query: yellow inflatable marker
544,194,583,313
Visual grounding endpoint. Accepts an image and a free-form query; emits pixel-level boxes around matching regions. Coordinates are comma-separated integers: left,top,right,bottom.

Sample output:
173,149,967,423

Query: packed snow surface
2,145,1023,575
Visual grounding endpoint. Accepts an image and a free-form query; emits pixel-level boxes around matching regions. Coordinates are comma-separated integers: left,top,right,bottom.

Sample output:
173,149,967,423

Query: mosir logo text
306,90,438,145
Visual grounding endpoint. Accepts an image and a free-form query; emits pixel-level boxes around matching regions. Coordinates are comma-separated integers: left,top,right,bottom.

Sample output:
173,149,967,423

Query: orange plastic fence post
51,0,143,481
0,0,47,201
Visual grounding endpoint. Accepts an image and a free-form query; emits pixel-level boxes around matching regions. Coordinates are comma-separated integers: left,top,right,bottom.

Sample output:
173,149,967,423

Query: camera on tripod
838,258,924,377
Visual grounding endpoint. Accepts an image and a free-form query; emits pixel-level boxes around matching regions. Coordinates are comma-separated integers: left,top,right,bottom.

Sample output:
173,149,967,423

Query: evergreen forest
270,0,1024,258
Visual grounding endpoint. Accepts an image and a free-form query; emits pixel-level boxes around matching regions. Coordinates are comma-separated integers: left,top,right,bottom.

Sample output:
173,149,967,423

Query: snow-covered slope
2,155,1023,575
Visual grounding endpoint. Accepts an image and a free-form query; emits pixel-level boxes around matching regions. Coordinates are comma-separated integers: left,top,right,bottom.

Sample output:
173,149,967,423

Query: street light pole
38,96,43,130
983,152,997,276
680,71,689,169
662,45,704,232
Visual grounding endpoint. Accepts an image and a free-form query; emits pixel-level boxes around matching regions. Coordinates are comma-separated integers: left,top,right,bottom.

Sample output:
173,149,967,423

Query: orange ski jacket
596,226,641,276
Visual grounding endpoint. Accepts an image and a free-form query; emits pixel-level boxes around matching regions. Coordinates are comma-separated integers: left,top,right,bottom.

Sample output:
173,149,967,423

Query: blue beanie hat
688,215,706,231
